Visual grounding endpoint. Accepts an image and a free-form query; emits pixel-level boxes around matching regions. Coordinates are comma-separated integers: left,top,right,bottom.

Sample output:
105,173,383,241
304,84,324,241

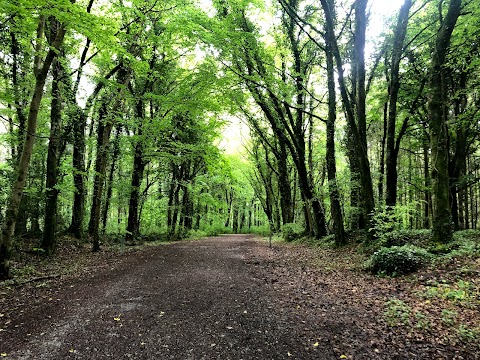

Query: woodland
0,0,479,289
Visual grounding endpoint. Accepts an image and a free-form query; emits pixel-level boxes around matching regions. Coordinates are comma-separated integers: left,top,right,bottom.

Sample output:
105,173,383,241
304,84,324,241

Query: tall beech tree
318,0,375,231
384,0,413,207
0,5,70,278
324,15,346,246
89,68,131,252
428,0,462,243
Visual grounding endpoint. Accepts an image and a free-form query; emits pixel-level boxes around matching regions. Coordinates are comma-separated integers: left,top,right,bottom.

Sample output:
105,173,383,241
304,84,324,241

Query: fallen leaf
340,355,347,359
313,342,319,347
287,351,292,357
69,349,76,353
114,317,121,321
1,353,7,357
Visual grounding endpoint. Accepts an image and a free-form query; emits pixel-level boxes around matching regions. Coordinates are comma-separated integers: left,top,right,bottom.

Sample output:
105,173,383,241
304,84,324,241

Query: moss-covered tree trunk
385,0,413,207
42,56,63,255
0,17,67,279
325,37,346,246
126,102,146,243
429,0,462,243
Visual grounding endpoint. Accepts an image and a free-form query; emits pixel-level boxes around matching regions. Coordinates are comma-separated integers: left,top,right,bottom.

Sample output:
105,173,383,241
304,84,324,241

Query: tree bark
68,110,87,239
385,0,412,207
126,103,146,243
232,203,239,233
423,133,431,228
0,17,67,279
277,141,294,224
320,0,375,234
325,35,346,246
353,0,375,231
429,0,461,243
102,125,122,233
42,57,63,255
90,102,112,251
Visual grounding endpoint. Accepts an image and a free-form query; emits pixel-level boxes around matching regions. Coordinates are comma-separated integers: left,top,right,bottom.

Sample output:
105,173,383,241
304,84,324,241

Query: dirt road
0,235,476,359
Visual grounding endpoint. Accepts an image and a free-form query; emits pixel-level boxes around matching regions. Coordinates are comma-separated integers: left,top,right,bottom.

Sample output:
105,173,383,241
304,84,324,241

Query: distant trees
0,0,265,279
207,0,480,244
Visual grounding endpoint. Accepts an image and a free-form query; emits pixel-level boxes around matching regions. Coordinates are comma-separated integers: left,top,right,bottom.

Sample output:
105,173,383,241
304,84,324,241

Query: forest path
0,235,474,359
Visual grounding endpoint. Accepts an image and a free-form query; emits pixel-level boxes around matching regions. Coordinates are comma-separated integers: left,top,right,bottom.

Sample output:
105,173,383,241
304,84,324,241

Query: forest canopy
0,0,479,279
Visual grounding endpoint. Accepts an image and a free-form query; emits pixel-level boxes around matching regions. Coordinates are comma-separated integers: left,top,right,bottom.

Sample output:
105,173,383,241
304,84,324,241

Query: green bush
453,229,480,243
365,245,432,276
430,230,480,259
382,229,432,248
281,223,304,242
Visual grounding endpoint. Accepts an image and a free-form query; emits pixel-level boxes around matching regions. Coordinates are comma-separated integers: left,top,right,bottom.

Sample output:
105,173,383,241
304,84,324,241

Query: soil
0,234,478,359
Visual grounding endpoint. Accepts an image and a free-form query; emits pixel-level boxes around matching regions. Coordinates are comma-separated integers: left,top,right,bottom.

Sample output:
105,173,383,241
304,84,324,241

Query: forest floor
0,234,478,359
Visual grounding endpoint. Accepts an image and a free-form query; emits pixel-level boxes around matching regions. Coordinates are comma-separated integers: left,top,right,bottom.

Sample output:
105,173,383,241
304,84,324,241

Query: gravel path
1,235,334,359
1,235,477,359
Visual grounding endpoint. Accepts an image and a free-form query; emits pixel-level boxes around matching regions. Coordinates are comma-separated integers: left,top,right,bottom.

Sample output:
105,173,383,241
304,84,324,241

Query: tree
384,0,413,207
324,11,346,245
429,0,462,243
318,0,375,232
0,5,70,278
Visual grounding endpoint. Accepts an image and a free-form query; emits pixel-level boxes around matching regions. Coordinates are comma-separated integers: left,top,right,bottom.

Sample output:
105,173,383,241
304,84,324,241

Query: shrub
382,229,432,248
281,223,304,242
431,230,480,260
365,245,432,276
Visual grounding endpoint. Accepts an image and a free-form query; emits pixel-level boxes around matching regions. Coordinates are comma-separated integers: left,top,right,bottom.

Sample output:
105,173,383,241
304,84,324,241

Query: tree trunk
353,0,375,232
90,102,113,251
68,64,124,238
0,17,67,279
14,199,29,237
232,203,239,233
68,110,87,239
167,165,181,239
429,0,461,243
239,202,246,230
180,185,194,231
423,135,431,228
42,57,63,255
378,101,387,203
126,113,146,243
102,125,122,233
325,38,346,245
277,142,294,224
385,0,412,207
321,0,374,234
